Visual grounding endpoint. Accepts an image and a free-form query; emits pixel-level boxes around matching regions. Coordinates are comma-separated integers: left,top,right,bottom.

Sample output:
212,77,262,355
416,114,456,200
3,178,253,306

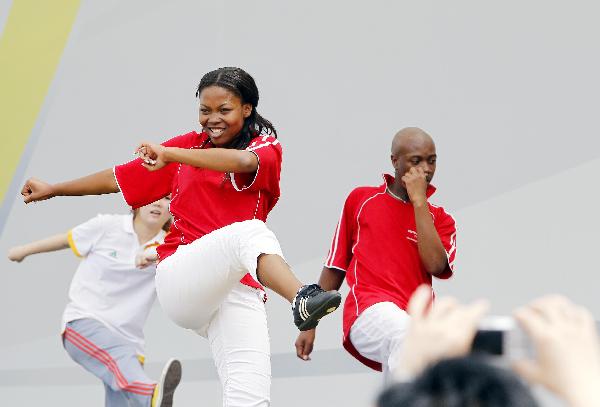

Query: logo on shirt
109,250,118,258
406,230,418,243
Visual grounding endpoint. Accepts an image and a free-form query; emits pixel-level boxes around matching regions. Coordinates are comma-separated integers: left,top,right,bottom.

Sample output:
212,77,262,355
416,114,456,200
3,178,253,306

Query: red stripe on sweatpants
64,328,155,395
65,328,155,392
64,327,155,395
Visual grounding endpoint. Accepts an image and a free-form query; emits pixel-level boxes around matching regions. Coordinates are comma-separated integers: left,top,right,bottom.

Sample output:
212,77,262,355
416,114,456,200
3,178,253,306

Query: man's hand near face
402,167,428,207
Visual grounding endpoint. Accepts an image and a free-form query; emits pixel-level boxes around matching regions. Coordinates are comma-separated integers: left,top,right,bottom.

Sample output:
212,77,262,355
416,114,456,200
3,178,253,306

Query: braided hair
196,67,277,150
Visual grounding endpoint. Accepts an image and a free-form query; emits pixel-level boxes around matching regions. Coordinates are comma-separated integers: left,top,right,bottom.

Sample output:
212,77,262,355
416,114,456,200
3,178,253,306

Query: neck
133,216,161,245
387,175,409,202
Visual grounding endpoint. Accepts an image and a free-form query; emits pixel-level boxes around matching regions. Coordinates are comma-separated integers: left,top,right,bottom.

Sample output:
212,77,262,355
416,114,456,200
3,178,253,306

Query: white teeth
210,128,224,135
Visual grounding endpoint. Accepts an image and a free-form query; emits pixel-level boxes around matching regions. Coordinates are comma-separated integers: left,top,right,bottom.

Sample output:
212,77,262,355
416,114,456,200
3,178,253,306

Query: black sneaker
154,358,182,407
292,284,342,331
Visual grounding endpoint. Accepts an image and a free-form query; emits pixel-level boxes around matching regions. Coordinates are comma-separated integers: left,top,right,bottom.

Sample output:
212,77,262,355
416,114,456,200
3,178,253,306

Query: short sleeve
68,214,107,257
324,191,359,272
113,133,192,209
434,208,457,278
230,136,282,195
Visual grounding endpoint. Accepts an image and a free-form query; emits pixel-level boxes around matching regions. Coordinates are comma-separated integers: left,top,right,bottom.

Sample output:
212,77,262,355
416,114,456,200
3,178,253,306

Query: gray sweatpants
62,318,156,407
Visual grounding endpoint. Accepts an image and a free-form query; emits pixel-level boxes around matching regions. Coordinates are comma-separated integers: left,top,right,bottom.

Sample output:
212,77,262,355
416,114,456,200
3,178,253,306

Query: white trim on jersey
230,151,260,192
252,191,261,219
112,166,130,207
326,265,348,273
349,191,386,317
325,205,346,267
351,192,386,254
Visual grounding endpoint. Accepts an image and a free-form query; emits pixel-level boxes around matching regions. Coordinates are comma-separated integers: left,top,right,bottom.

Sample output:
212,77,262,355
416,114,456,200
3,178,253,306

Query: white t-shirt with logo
62,213,166,355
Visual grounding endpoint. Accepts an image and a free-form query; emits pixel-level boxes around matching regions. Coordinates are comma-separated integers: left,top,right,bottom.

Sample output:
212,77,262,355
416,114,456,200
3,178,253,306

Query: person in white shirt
8,197,181,407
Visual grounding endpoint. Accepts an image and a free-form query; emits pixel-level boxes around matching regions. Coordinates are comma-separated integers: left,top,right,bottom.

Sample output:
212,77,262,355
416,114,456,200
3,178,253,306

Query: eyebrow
200,102,233,108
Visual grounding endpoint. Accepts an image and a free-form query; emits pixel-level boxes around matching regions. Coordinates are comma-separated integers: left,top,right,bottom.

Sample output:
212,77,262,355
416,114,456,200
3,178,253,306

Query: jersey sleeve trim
229,151,259,192
324,265,348,273
67,229,83,258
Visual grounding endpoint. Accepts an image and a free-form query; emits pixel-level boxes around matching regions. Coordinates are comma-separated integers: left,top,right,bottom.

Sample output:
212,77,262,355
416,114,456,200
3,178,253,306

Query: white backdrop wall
1,1,599,405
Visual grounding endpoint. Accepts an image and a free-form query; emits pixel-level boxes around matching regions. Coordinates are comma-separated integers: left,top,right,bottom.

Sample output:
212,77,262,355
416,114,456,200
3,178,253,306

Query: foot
292,284,342,331
153,358,182,407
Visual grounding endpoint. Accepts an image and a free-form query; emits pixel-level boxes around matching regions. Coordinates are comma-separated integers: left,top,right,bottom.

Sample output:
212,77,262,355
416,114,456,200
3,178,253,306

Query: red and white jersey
325,174,457,370
114,131,282,291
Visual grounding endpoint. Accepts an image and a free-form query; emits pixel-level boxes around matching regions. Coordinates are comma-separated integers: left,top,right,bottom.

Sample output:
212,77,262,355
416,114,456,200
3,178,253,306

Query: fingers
295,340,311,361
512,359,542,385
295,331,315,361
407,284,433,319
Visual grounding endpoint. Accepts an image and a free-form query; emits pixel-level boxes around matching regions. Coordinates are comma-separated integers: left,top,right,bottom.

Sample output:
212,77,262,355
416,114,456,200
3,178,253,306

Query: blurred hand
513,295,600,407
135,248,158,268
295,329,316,361
136,142,168,171
21,177,55,204
394,285,489,380
401,167,428,206
8,246,27,262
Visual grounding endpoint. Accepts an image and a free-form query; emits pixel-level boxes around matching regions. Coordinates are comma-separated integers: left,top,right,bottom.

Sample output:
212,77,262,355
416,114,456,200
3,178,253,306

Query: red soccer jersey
114,131,282,291
325,174,457,371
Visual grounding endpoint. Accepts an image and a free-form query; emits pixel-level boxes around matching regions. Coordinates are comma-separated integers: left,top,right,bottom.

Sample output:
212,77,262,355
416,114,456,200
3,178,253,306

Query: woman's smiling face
198,85,252,147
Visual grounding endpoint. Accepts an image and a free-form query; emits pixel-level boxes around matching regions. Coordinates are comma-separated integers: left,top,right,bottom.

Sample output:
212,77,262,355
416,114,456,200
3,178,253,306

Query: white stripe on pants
349,302,410,382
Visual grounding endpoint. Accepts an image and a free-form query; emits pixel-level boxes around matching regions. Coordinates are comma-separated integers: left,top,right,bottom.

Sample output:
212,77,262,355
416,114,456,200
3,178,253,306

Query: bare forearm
318,267,345,291
164,147,257,173
53,169,119,196
413,204,449,276
17,233,69,258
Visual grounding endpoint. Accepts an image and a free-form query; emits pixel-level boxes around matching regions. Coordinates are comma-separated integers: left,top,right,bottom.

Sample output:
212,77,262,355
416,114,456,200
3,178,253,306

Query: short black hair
377,357,538,407
196,67,277,150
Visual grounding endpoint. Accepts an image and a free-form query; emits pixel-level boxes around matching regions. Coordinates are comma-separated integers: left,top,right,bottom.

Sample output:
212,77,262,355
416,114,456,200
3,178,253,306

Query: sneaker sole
298,292,342,331
155,358,182,407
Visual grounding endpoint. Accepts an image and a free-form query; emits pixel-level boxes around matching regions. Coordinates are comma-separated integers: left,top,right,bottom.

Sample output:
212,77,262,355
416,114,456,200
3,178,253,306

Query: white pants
208,283,271,407
156,219,282,331
156,219,282,406
349,302,410,382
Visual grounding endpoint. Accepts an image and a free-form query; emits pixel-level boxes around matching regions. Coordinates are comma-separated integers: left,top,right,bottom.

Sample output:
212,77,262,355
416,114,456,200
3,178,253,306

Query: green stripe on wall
0,0,81,203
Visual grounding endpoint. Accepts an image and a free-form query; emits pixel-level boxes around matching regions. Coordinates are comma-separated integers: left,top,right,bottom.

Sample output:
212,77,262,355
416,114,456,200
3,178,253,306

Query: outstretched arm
136,143,258,173
8,233,69,262
295,267,346,360
403,167,450,276
22,169,118,203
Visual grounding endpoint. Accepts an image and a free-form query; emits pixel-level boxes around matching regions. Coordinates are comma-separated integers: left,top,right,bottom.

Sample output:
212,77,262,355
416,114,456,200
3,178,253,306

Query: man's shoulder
347,185,382,200
428,201,456,226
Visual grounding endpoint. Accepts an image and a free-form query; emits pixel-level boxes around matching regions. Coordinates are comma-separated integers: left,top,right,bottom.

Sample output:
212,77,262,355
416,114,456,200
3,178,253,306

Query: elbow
425,259,450,277
237,153,258,173
428,264,452,279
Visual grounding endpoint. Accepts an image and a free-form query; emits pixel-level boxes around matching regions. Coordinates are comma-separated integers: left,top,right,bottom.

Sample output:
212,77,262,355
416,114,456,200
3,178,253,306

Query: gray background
1,0,599,405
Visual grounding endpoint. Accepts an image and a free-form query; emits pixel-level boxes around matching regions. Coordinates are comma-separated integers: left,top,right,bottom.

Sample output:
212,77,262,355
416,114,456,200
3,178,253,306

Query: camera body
471,316,533,359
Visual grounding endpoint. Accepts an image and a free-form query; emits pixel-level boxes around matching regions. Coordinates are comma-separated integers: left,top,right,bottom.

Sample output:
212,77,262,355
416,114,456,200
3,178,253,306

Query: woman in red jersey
21,67,341,407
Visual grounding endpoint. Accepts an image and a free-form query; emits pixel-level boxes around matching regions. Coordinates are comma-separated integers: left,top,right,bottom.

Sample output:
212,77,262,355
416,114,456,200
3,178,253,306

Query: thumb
512,359,542,385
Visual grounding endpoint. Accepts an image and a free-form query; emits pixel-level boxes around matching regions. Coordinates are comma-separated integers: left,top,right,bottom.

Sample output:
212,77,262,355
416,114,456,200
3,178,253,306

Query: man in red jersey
295,127,457,380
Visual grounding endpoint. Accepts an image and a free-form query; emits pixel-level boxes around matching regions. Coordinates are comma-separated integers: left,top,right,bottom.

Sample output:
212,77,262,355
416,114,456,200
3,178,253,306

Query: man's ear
391,154,398,169
243,103,252,118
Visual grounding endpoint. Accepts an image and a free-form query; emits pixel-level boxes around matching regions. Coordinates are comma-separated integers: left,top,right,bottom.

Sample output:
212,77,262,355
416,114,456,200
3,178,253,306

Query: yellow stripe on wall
0,0,81,203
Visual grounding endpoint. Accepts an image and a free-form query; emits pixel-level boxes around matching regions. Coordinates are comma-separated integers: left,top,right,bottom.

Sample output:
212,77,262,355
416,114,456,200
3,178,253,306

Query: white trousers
156,219,282,406
208,283,271,407
349,302,410,382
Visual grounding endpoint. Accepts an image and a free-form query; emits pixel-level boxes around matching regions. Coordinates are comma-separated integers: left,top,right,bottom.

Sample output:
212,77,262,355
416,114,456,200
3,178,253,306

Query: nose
206,112,223,125
419,162,433,176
